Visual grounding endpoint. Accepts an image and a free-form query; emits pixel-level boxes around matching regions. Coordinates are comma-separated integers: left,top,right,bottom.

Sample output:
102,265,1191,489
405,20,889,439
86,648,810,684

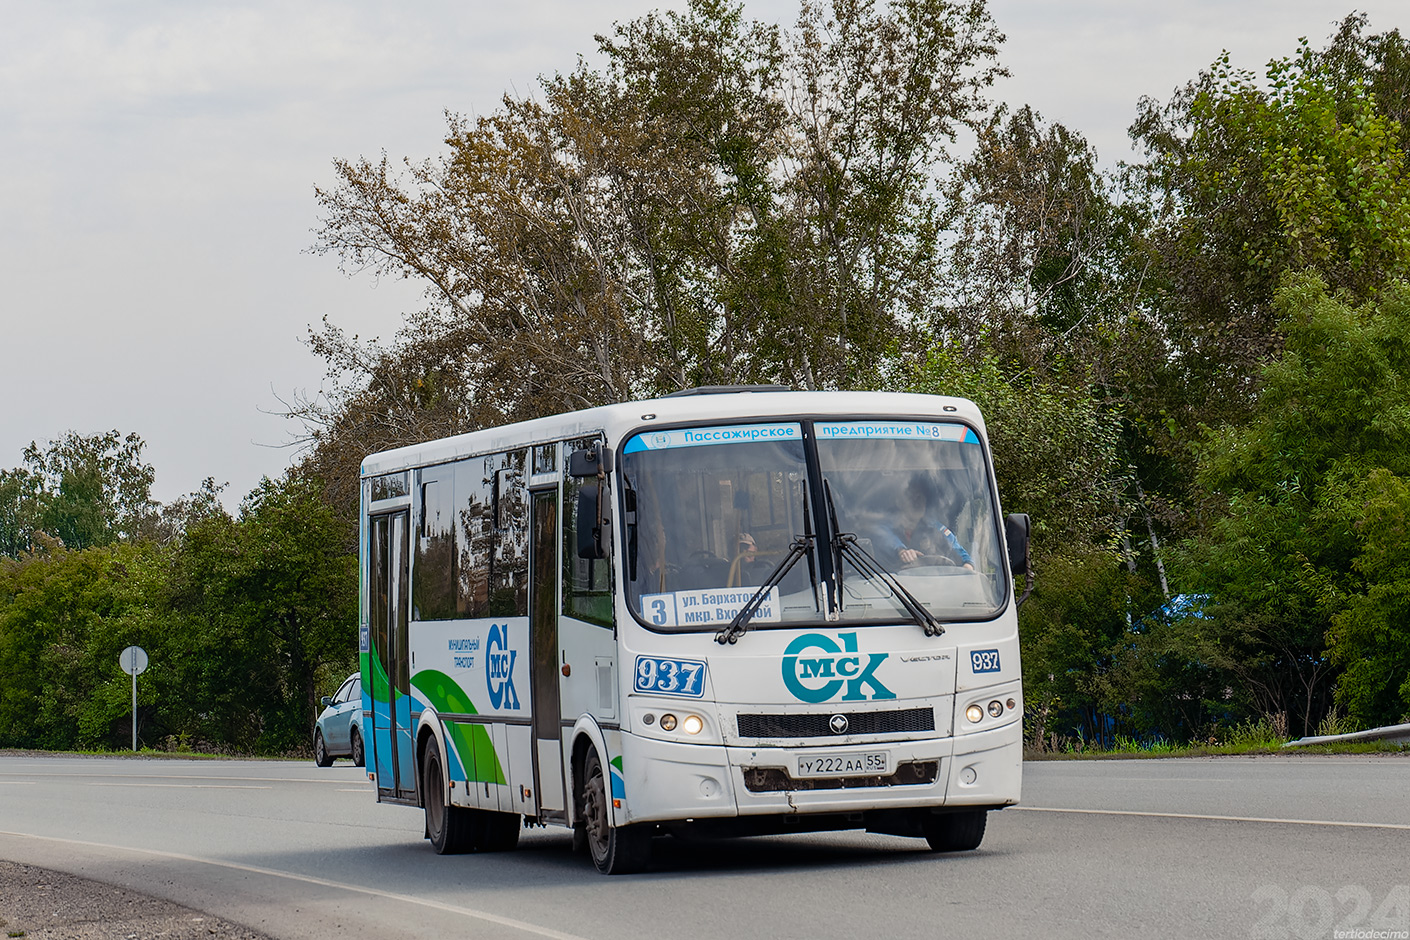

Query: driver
877,478,974,570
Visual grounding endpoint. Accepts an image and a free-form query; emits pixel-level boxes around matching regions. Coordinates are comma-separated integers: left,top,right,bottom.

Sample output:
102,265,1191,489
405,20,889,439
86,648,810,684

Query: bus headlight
988,700,1003,718
682,714,703,735
965,704,984,723
659,713,678,732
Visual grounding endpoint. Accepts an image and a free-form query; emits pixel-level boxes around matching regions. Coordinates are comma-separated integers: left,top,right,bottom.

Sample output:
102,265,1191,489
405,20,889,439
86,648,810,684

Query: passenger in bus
729,533,770,587
875,478,975,571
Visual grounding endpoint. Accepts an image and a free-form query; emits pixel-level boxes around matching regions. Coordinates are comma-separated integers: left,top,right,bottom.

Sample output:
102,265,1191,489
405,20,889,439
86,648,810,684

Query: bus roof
360,389,986,477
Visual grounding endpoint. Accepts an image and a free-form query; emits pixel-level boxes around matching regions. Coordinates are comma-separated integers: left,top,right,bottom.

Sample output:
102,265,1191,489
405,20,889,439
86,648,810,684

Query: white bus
359,388,1030,873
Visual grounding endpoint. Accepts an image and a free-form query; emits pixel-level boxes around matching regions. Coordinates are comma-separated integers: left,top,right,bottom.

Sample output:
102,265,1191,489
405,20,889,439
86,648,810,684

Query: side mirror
577,485,607,559
1004,513,1030,576
568,443,612,477
320,696,333,708
1004,513,1034,606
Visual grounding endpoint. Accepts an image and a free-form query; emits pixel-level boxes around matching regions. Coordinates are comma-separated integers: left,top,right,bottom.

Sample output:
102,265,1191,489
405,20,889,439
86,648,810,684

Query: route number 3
1249,883,1408,940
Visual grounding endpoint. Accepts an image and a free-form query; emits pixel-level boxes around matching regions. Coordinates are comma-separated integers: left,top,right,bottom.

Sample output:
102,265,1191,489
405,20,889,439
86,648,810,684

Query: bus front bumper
616,720,1021,826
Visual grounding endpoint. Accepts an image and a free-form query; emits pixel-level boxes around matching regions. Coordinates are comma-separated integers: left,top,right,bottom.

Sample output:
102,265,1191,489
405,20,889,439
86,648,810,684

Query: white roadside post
119,646,149,752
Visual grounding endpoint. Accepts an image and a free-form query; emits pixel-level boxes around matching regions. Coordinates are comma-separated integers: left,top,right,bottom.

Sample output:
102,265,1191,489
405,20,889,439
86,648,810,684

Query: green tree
167,473,357,752
0,536,168,749
1327,469,1410,723
1128,16,1410,440
304,0,1006,513
1190,274,1410,732
0,431,157,556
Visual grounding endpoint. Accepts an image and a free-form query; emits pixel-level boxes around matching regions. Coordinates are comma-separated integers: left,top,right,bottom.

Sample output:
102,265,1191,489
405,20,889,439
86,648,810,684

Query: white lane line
0,829,588,940
86,783,272,790
1014,806,1410,831
0,781,36,785
0,772,353,785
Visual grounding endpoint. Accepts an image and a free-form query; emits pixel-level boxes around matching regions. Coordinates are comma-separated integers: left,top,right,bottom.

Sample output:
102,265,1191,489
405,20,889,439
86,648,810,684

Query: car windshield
621,423,821,631
816,421,1006,622
620,418,1007,631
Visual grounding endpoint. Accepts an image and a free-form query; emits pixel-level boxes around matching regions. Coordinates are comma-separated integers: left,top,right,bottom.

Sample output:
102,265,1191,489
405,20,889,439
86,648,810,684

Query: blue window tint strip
815,421,980,444
624,423,802,453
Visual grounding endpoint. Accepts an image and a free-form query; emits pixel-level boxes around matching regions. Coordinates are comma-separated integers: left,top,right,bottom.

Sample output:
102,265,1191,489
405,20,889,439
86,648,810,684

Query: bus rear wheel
581,748,651,874
922,809,987,852
423,747,477,854
480,811,521,852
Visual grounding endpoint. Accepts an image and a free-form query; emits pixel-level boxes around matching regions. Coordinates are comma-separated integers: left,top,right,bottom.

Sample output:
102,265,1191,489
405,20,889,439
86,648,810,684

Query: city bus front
606,410,1025,851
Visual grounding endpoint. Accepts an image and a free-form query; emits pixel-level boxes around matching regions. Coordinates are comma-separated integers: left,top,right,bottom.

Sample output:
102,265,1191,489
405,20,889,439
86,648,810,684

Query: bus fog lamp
965,704,984,723
988,701,1003,718
642,713,655,725
682,714,703,735
660,714,678,732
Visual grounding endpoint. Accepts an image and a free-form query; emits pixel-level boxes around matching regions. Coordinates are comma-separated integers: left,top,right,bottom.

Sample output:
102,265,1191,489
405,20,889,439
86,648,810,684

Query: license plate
795,751,889,778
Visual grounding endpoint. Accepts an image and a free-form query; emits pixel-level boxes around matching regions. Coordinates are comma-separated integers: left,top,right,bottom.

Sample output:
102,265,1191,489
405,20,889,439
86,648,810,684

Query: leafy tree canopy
1190,273,1410,730
0,431,157,557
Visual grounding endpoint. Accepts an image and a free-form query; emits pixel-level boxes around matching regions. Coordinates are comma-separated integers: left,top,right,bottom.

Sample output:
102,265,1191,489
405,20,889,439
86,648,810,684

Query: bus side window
454,457,491,618
491,450,529,617
563,438,612,628
414,472,457,621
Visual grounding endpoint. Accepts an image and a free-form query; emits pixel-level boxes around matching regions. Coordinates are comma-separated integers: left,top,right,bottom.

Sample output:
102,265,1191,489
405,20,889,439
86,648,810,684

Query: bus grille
742,760,939,792
737,707,934,739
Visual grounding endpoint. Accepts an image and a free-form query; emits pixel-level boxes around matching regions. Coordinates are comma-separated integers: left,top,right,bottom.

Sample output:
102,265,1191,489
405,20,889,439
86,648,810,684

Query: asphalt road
1,753,1406,940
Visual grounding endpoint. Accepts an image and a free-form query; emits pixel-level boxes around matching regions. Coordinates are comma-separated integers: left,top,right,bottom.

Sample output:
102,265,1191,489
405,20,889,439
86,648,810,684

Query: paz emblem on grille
829,714,849,734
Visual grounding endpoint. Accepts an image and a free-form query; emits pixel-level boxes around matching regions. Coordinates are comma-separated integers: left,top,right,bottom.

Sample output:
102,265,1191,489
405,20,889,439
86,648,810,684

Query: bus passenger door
530,488,566,812
371,510,417,802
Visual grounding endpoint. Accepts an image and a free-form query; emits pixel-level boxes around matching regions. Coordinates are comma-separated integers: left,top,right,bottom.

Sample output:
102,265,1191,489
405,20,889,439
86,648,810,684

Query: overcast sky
2,0,1402,506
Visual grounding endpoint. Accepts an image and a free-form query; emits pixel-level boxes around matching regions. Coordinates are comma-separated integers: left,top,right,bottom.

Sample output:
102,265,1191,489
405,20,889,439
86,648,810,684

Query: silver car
313,673,364,767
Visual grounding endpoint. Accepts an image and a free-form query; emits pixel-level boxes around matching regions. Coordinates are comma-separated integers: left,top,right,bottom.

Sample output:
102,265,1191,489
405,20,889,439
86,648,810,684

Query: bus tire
481,812,521,852
582,748,651,874
313,730,334,767
922,809,987,852
423,746,476,854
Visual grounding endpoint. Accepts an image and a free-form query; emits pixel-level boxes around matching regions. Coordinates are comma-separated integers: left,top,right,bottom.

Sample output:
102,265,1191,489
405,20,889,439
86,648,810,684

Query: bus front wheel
922,809,987,852
581,748,651,874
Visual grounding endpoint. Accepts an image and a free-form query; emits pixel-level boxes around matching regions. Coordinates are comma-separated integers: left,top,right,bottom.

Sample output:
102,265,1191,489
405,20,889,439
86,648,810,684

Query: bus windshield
815,421,1006,623
620,419,1006,631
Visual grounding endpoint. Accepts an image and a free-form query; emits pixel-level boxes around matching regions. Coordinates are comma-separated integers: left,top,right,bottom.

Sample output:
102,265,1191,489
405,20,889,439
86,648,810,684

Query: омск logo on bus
782,632,896,703
486,623,520,710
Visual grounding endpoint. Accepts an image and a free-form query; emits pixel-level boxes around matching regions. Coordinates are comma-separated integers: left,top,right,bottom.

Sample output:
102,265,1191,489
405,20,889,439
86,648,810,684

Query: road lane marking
1014,806,1410,831
0,781,36,785
86,783,272,790
0,772,354,785
0,829,588,940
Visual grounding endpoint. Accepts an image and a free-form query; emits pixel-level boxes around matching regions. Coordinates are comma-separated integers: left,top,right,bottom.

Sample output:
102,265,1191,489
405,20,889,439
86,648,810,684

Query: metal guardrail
1282,721,1410,748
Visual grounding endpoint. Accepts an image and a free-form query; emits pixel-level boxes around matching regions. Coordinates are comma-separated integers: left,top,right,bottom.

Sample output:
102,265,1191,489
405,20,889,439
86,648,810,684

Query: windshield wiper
823,480,945,637
715,534,815,645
